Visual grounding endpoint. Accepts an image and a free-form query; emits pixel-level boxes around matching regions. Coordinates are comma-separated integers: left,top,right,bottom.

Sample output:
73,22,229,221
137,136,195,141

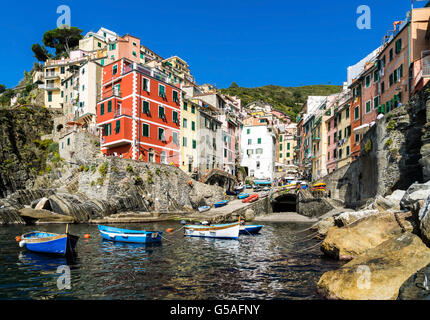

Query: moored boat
98,225,162,243
198,206,211,212
239,225,263,235
214,200,228,208
19,231,79,256
184,221,240,239
242,194,258,203
238,193,250,199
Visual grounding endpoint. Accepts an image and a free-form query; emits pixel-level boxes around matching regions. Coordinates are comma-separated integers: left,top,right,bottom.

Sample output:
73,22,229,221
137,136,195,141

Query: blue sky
0,0,427,89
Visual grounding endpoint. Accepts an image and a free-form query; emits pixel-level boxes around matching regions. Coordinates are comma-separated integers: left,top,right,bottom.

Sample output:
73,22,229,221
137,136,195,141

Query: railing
44,72,59,79
45,84,60,90
99,89,122,101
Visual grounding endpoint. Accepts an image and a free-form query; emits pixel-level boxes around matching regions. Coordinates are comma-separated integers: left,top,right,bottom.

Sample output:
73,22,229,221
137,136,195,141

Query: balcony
44,84,60,91
44,72,59,80
312,136,321,141
99,88,122,102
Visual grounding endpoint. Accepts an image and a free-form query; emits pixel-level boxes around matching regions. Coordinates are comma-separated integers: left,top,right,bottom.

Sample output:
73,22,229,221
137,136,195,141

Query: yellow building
335,98,352,169
277,123,297,166
180,98,199,173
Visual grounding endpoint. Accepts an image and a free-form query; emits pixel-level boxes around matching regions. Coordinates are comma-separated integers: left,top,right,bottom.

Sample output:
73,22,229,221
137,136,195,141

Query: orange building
349,79,362,160
97,57,181,166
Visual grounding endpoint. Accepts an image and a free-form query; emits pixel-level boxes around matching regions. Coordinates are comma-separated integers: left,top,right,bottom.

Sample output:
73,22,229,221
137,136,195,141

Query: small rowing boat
198,206,211,212
214,200,228,208
19,227,79,256
238,193,250,199
184,221,240,239
242,194,258,203
98,225,162,243
239,225,263,235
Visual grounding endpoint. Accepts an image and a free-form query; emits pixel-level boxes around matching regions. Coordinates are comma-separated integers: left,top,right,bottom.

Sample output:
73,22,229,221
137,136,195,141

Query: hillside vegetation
220,83,342,119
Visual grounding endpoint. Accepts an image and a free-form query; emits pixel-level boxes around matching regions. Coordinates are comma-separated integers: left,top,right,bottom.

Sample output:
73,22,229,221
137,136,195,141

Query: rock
244,209,255,221
34,197,49,210
334,209,379,227
374,196,398,211
318,233,430,300
321,211,413,260
401,181,430,211
315,216,335,237
419,195,430,245
398,263,430,300
387,190,406,203
19,208,75,224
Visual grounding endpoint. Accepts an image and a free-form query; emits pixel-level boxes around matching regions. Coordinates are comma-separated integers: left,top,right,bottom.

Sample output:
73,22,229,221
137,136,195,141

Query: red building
349,79,363,161
97,58,181,166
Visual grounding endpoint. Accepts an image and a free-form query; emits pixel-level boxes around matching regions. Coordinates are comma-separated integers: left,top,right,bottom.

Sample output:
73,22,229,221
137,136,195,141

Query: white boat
184,222,240,239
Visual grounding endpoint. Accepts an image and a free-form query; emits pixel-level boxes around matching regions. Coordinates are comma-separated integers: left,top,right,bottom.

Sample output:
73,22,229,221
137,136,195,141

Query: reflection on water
0,222,343,300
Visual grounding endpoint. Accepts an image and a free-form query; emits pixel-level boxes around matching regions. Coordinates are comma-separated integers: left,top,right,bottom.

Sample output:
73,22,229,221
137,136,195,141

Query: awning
254,180,272,185
352,123,370,135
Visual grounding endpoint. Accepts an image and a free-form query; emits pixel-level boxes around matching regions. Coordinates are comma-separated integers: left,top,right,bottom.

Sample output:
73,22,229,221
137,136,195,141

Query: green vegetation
220,84,342,119
126,165,134,173
98,162,108,177
387,120,396,131
364,140,372,153
146,170,154,184
96,177,104,186
134,176,143,185
155,168,161,176
385,138,393,148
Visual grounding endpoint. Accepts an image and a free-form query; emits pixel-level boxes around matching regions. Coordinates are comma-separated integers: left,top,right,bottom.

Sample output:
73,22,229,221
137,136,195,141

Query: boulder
374,196,398,212
334,209,379,227
321,211,413,260
34,197,49,210
314,216,335,238
19,208,75,224
418,195,430,245
398,263,430,300
244,209,255,221
317,233,430,300
386,190,406,203
400,181,430,212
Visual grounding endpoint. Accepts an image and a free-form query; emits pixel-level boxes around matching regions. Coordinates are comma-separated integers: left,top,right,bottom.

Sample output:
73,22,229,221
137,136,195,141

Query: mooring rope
291,223,319,234
294,240,323,253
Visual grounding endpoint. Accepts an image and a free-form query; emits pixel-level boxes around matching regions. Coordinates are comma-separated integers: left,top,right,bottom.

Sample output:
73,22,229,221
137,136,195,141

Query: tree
229,82,239,88
42,26,83,56
0,84,5,94
31,43,50,62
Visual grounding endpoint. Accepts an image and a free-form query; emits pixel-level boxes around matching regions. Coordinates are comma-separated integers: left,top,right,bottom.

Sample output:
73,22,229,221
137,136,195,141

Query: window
346,146,350,156
140,52,144,59
160,151,167,164
339,148,343,159
389,73,394,86
173,111,178,124
67,138,70,146
355,134,360,144
374,96,380,109
104,123,112,136
112,65,118,75
159,84,166,98
279,153,283,158
60,66,65,74
191,105,195,114
115,120,120,134
183,118,187,128
108,100,112,113
132,51,137,57
374,70,379,83
389,48,394,61
172,132,179,145
98,42,101,48
142,77,149,91
247,128,250,134
61,91,64,98
100,103,104,115
248,139,252,145
191,121,195,131
142,123,149,137
395,39,402,54
365,75,371,88
280,135,283,142
158,128,165,141
287,143,290,150
287,153,290,158
192,140,197,149
183,137,187,147
48,91,52,102
365,100,372,113
132,41,137,46
82,85,85,91
82,68,85,75
247,149,253,156
347,125,351,137
338,130,342,140
101,59,104,66
173,91,179,103
354,106,359,120
346,108,349,118
183,102,188,111
256,148,263,154
258,138,262,144
381,81,385,94
280,144,283,151
148,149,154,162
158,106,165,119
142,100,150,115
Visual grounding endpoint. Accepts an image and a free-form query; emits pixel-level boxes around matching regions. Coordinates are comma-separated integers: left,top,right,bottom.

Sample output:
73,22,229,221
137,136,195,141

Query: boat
239,225,263,235
260,192,269,198
19,229,79,256
313,182,326,187
214,200,228,208
226,190,239,196
242,194,258,203
198,206,211,212
97,225,162,243
238,193,250,199
184,221,240,239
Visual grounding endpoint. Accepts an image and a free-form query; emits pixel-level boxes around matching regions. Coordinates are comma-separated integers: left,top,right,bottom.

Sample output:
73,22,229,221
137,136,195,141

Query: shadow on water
0,221,343,300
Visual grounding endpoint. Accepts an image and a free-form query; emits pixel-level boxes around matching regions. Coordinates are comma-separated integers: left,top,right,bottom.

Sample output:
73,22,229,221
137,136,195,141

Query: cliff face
0,105,55,198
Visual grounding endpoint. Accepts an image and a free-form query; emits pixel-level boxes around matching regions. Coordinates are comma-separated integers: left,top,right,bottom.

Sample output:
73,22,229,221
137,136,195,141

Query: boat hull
214,200,228,208
239,225,263,234
198,206,211,212
238,193,250,199
98,225,162,243
184,222,240,239
21,232,79,255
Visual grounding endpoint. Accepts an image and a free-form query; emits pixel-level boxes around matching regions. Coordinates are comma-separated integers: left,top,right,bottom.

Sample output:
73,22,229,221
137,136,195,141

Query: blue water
0,221,342,299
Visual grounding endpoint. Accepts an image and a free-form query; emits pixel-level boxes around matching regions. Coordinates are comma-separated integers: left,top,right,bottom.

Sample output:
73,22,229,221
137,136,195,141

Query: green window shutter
183,137,187,147
142,123,149,137
280,135,283,142
159,85,165,97
192,121,195,131
108,100,112,112
158,128,165,141
183,102,188,110
173,111,178,123
192,140,196,149
280,144,283,151
399,64,403,78
100,103,105,115
248,139,252,145
247,128,250,134
142,101,150,114
48,91,52,102
366,101,371,113
258,138,262,144
287,143,290,150
142,78,149,91
173,91,178,102
287,153,290,157
113,65,117,75
158,106,165,119
191,105,195,114
183,118,187,128
279,153,283,158
115,120,120,134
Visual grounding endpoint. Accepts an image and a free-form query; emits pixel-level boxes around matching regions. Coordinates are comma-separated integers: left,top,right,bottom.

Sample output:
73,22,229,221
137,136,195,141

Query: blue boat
238,193,250,199
214,200,228,208
239,225,263,235
19,231,79,255
97,225,162,243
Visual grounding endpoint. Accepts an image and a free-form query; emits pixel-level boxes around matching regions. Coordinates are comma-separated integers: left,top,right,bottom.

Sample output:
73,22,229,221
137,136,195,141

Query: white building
240,117,277,180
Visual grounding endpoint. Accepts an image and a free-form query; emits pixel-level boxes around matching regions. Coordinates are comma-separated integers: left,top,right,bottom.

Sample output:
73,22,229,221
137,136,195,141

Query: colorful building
96,58,181,165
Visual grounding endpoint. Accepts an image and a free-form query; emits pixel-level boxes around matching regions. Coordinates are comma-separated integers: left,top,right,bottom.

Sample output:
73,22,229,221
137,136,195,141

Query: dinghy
19,226,79,256
184,221,240,239
198,206,211,212
239,225,263,235
98,225,162,244
238,193,250,199
214,200,228,208
242,194,258,203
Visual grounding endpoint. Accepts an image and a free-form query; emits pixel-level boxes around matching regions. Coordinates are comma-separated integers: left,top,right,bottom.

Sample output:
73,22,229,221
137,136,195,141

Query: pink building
325,114,338,174
360,61,380,126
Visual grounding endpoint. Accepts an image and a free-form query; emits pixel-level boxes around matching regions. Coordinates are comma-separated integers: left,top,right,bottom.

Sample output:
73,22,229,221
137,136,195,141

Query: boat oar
66,224,69,235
